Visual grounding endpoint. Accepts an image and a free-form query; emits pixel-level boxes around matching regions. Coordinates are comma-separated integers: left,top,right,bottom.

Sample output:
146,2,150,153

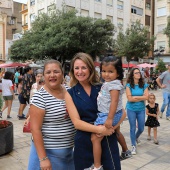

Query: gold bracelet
39,156,48,162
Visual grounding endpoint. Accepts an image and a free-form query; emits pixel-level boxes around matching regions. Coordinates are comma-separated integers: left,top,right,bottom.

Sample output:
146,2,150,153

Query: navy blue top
68,83,121,170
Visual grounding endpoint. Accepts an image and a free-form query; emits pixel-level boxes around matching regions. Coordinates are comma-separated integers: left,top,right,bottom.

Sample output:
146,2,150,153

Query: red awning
122,63,137,68
0,62,28,68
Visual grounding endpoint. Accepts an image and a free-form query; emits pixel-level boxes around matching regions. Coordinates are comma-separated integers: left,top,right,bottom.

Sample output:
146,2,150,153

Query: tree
10,8,115,62
115,20,155,64
155,59,167,73
164,16,170,50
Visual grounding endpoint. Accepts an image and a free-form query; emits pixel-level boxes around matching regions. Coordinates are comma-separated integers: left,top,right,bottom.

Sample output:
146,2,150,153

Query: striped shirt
31,86,75,149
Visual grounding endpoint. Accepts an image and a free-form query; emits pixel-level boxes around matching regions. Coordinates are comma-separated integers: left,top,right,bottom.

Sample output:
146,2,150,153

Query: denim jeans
161,91,170,117
127,109,145,146
28,141,75,170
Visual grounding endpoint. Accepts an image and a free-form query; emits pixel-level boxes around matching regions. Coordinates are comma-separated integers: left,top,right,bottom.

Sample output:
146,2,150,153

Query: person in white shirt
0,71,15,118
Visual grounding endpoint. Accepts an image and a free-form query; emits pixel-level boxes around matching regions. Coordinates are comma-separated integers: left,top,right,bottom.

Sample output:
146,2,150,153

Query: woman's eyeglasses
134,72,140,75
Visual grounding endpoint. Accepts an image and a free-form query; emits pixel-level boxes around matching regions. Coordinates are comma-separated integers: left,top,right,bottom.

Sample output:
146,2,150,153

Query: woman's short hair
43,60,63,75
69,52,100,87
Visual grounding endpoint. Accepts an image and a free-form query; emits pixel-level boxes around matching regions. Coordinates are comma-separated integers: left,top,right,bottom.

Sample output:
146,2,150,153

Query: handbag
23,122,31,133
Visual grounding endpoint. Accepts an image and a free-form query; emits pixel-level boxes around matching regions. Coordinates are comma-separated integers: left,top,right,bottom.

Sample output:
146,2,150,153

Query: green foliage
10,8,115,62
155,59,167,73
115,20,155,62
164,16,170,48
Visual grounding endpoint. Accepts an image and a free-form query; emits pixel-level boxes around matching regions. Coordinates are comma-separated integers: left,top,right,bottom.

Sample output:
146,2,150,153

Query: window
107,0,113,6
157,41,165,49
157,24,166,33
95,0,102,2
117,0,123,10
131,6,143,16
81,10,89,17
47,4,55,15
30,13,35,23
30,0,35,6
117,18,123,28
107,15,113,22
145,15,150,26
157,7,166,17
94,12,102,19
146,3,151,10
38,8,45,15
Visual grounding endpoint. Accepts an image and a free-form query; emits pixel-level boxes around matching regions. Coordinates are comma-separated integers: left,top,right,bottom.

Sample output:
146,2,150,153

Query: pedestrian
156,63,170,120
18,66,33,119
28,60,75,170
0,71,15,118
14,67,20,95
85,56,131,170
126,68,149,155
65,52,120,170
145,93,160,144
144,67,150,83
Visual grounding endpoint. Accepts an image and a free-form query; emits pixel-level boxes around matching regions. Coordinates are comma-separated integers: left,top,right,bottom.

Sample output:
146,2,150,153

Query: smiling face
101,64,119,82
43,63,63,89
73,59,90,84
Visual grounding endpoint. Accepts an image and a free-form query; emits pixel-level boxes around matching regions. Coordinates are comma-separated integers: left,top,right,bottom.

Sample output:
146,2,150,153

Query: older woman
126,68,149,155
65,53,120,170
28,60,75,170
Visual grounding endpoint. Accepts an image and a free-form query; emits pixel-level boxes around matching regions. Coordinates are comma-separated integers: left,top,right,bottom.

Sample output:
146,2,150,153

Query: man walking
156,63,170,120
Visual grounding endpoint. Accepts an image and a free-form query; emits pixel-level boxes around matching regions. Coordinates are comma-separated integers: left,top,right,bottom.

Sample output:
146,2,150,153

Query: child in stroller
149,74,158,90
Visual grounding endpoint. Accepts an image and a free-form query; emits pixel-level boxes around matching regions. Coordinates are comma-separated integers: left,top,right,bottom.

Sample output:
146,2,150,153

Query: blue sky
14,0,27,3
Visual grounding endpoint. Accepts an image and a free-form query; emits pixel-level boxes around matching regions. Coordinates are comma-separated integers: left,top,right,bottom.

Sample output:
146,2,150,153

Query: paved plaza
0,89,170,170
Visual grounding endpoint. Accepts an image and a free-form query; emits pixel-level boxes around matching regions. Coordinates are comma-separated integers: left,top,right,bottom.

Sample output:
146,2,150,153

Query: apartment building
27,0,131,36
20,3,28,32
0,0,22,62
154,0,170,63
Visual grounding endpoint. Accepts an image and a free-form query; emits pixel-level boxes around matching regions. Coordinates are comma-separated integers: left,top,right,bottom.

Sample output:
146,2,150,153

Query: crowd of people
0,54,170,170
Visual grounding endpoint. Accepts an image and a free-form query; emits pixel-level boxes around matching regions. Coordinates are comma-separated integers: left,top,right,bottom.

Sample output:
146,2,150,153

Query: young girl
85,56,127,170
145,93,160,144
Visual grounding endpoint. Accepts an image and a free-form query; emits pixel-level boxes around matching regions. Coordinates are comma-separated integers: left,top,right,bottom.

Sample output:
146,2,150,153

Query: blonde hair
69,52,100,87
148,93,156,103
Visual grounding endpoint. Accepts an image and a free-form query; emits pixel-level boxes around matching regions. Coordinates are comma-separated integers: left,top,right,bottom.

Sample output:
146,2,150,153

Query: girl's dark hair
100,56,124,80
127,68,144,88
4,71,13,80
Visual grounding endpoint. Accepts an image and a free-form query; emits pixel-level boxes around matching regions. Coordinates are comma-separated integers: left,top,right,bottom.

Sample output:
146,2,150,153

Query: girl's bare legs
147,127,151,140
1,100,8,112
91,133,104,168
7,100,13,116
153,127,157,140
116,126,128,152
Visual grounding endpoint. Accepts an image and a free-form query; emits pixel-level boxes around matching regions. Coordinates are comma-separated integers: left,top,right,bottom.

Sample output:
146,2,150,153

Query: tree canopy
115,20,155,63
155,59,167,73
10,8,115,62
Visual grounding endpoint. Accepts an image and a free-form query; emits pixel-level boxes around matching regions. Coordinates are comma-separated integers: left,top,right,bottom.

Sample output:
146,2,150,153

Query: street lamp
154,47,165,61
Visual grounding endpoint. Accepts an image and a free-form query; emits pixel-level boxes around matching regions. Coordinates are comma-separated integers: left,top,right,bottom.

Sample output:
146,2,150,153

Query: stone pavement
0,89,170,170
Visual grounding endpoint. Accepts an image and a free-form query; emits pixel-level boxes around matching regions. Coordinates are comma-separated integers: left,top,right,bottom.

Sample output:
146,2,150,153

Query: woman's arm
146,108,156,117
30,105,52,169
9,86,15,99
65,92,114,136
105,90,119,129
126,86,148,102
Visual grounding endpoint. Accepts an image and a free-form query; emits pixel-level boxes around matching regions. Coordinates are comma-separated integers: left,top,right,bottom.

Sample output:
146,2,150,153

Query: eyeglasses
134,72,140,75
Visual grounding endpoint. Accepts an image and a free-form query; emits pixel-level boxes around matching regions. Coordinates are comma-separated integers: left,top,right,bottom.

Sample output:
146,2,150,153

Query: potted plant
0,97,14,156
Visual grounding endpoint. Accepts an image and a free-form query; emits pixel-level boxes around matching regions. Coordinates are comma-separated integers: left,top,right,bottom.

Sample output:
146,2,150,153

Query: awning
0,62,28,68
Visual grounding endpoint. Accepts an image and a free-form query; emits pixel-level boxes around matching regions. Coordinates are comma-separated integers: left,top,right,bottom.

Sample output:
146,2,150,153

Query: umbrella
137,63,156,68
122,63,137,68
0,62,28,68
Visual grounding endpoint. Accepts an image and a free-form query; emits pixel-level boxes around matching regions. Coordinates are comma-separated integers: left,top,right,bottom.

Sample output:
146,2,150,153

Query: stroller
149,76,158,90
